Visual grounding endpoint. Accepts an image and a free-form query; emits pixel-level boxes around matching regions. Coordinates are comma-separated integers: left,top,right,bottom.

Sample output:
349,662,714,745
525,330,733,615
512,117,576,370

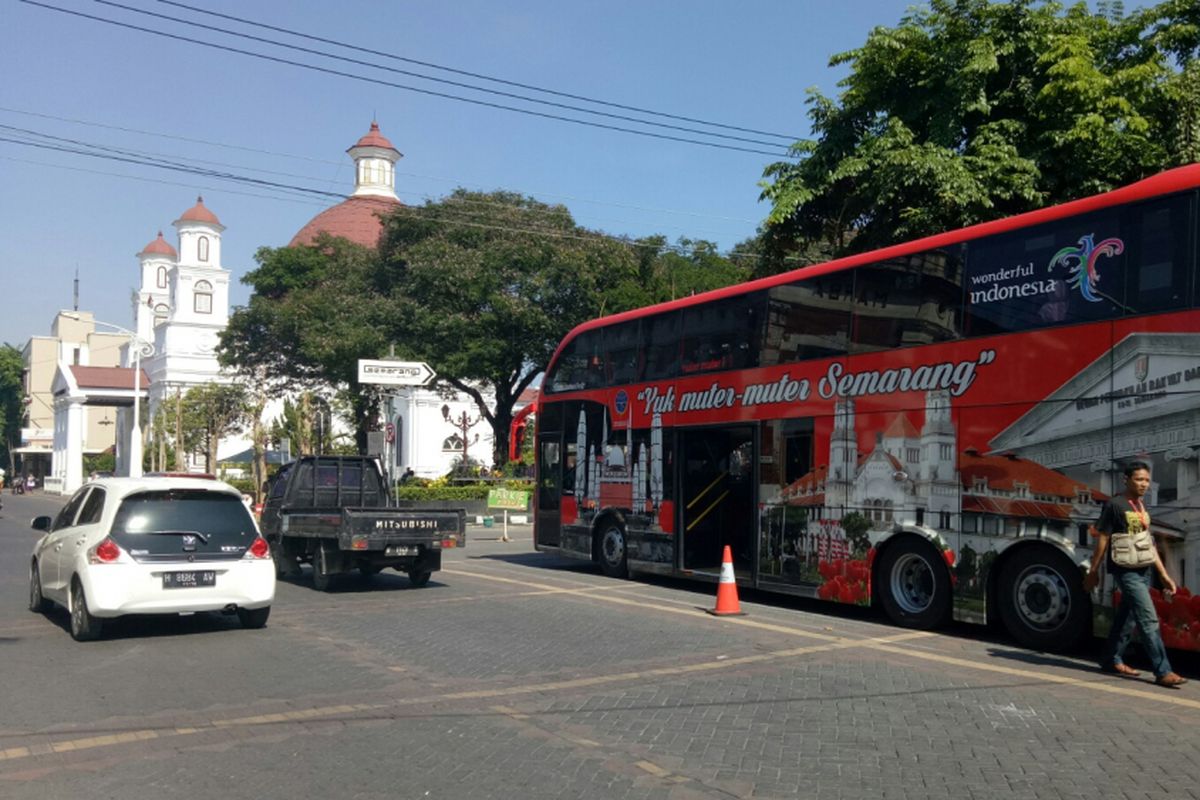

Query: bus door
536,434,563,548
678,426,756,576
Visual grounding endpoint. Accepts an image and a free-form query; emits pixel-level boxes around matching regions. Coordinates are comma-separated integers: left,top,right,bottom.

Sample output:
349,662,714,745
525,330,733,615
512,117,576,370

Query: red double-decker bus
531,164,1200,652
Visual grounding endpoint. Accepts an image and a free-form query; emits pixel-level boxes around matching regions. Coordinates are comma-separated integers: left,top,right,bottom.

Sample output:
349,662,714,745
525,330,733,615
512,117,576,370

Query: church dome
177,195,221,225
288,195,401,249
288,122,404,250
352,121,398,152
139,230,177,258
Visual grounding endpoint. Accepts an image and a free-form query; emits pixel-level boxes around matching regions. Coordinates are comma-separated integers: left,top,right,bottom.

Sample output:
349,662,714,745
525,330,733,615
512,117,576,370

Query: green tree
761,0,1196,257
840,511,872,557
182,382,248,473
0,344,25,476
376,191,647,466
220,235,391,451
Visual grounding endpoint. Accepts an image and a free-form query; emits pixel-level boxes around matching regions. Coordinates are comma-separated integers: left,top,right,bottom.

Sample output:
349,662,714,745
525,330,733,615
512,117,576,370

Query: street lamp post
441,404,483,474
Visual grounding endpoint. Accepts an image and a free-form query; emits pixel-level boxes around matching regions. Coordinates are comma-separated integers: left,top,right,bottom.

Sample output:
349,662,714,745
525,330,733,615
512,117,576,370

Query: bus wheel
597,520,628,579
876,538,951,630
997,547,1089,652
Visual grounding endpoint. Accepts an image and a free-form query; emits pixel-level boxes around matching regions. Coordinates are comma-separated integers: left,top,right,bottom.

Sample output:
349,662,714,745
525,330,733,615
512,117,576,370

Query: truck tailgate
340,507,466,551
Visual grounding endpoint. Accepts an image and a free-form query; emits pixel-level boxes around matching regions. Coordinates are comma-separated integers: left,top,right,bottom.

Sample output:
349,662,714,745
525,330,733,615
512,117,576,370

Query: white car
29,476,275,641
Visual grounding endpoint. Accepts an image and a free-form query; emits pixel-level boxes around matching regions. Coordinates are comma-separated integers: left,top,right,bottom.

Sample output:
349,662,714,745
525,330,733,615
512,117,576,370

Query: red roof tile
139,231,177,258
960,450,1103,502
69,365,151,391
288,194,401,249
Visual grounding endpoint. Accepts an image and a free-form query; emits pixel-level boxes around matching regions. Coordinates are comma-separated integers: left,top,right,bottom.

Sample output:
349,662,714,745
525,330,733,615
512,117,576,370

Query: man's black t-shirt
1096,496,1152,576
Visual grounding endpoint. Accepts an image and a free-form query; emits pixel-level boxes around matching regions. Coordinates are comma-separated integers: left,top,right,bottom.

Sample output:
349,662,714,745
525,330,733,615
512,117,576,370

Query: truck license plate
163,571,216,589
385,545,417,556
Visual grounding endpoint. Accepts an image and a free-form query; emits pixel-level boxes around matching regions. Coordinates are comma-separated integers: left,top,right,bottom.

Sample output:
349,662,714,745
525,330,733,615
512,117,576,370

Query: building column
51,396,85,494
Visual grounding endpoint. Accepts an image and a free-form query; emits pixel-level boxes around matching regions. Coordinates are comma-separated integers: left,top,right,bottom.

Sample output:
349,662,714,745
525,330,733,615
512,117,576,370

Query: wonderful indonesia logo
969,233,1124,305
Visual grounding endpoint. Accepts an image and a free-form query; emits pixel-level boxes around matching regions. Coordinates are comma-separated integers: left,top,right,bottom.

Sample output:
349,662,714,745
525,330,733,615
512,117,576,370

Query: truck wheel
997,546,1090,652
273,542,300,579
407,569,432,588
312,546,334,592
237,606,271,629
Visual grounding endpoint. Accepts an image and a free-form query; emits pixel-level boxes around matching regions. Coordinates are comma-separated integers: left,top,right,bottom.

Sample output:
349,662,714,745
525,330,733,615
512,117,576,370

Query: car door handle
54,544,63,551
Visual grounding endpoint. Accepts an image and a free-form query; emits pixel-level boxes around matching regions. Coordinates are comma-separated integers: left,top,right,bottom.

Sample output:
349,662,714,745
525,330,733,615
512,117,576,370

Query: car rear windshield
109,489,258,561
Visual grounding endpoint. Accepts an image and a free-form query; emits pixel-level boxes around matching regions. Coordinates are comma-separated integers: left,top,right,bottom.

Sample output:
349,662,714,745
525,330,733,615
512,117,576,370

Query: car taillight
247,537,270,559
89,538,122,564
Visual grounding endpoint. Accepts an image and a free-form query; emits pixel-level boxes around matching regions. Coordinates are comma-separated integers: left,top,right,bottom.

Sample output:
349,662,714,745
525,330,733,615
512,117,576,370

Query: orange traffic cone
707,545,746,616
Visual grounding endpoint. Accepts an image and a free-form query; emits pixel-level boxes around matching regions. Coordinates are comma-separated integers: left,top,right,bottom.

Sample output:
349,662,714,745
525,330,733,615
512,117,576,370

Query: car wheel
29,561,51,614
237,606,271,629
597,519,629,579
407,569,432,588
997,546,1090,652
69,578,103,642
876,537,951,630
312,546,334,592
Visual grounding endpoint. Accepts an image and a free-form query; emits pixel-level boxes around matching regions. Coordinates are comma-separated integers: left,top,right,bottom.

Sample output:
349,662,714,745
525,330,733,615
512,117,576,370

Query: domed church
287,122,494,478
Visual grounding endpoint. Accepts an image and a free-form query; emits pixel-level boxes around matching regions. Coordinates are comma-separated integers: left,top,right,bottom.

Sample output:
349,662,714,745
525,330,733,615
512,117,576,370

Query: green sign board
487,488,530,511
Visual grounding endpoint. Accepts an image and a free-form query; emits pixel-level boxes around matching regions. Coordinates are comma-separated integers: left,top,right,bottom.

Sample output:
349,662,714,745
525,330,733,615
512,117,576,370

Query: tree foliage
182,382,248,473
376,191,648,465
219,235,390,449
761,0,1198,257
0,344,24,474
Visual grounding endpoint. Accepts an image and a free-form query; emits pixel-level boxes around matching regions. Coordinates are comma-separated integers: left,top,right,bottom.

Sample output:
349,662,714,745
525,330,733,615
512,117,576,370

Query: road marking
444,566,1200,712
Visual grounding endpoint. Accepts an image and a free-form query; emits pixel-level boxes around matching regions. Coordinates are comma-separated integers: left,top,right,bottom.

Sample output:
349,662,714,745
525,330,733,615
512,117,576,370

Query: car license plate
163,571,216,589
385,545,417,556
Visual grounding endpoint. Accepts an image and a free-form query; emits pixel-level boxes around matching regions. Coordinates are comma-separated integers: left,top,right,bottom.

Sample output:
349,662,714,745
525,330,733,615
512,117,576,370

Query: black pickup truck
260,455,464,591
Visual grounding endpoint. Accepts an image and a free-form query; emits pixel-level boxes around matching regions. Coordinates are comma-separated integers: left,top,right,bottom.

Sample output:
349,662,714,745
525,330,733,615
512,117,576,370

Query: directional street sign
357,359,436,387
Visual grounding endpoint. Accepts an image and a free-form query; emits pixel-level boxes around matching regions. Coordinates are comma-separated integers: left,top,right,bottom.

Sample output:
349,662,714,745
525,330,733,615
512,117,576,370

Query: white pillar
52,397,86,495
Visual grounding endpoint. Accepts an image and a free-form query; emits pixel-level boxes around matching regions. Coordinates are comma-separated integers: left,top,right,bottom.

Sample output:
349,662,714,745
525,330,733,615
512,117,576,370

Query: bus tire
597,519,629,579
875,537,951,630
997,546,1090,653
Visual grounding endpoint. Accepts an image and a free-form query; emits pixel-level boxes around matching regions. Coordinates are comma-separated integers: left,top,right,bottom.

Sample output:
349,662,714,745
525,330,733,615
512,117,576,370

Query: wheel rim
601,527,624,567
71,585,84,633
1011,564,1071,632
889,553,935,614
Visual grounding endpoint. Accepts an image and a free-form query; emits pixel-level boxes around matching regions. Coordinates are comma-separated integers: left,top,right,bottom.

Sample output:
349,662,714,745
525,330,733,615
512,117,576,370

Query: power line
0,106,761,224
3,122,736,238
95,0,786,150
2,134,776,261
156,0,801,142
22,0,793,159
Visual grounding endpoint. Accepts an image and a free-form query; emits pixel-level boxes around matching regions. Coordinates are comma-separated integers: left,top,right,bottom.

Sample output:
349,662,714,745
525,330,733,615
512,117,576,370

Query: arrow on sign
357,359,436,387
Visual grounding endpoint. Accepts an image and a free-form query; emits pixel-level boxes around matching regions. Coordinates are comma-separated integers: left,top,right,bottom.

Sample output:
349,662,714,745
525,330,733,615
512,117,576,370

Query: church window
194,280,213,314
154,303,169,326
156,266,167,288
197,236,209,262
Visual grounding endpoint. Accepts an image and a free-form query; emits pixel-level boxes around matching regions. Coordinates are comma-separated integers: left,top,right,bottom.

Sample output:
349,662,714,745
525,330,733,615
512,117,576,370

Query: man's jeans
1103,568,1173,679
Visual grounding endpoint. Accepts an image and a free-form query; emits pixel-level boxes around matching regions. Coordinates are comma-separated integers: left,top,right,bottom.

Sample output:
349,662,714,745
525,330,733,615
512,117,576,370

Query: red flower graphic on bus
1049,233,1124,302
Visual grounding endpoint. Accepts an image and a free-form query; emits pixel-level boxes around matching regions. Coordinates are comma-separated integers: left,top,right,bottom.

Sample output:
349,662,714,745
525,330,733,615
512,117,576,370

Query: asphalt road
2,490,1198,800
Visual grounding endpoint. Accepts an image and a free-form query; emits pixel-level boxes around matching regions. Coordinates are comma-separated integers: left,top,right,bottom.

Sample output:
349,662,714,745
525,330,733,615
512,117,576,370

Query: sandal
1101,663,1140,677
1155,673,1187,688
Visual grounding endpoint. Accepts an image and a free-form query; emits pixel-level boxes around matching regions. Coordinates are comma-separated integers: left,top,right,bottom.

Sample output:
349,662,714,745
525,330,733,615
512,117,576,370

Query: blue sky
2,0,923,346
